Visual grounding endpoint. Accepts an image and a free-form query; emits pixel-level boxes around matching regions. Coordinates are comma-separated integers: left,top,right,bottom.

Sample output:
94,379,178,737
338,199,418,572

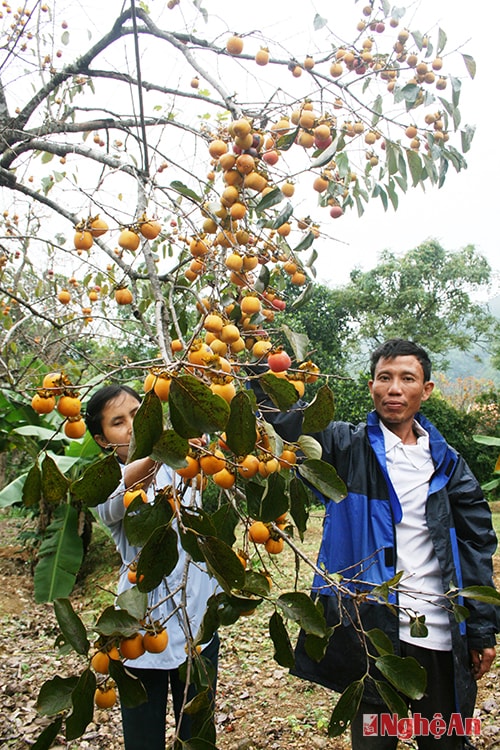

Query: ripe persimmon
240,296,261,316
91,650,112,674
89,216,109,237
212,467,236,489
226,34,244,55
94,685,117,709
114,287,133,305
57,289,71,304
143,627,168,653
120,632,145,660
176,455,200,480
267,350,292,373
31,393,56,414
64,417,86,439
118,228,141,251
139,219,161,240
265,537,284,555
123,488,148,508
237,454,260,479
57,394,82,418
255,47,269,66
210,379,236,403
144,372,172,401
199,449,226,475
74,230,93,251
248,521,270,544
208,139,228,159
42,372,66,393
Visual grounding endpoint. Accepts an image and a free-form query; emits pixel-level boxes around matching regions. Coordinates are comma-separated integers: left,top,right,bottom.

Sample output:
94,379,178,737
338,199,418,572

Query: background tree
339,240,496,369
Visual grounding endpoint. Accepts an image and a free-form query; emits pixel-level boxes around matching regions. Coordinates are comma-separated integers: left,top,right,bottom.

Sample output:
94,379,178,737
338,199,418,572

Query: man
253,339,498,749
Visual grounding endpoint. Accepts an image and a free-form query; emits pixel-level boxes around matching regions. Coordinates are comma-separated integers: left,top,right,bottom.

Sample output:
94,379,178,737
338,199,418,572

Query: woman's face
95,391,141,462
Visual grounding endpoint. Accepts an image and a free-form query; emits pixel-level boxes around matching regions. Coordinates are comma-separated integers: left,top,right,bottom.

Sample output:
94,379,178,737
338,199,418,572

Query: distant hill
441,295,500,386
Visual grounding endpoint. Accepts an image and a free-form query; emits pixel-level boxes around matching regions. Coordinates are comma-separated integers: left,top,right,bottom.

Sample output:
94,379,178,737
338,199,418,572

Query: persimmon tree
2,2,498,748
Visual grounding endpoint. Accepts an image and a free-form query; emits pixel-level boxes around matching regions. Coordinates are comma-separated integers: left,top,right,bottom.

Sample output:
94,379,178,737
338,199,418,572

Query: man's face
368,355,434,434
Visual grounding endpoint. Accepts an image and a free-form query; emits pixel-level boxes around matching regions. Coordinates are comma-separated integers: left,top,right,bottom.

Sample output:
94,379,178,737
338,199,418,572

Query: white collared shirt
380,421,452,650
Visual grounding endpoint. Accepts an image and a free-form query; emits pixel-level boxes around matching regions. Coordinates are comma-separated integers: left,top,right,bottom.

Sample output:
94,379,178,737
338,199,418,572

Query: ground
2,507,500,750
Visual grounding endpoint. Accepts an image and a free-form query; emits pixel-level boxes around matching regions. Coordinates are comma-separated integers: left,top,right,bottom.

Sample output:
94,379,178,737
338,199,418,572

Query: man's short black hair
85,384,141,438
370,339,432,382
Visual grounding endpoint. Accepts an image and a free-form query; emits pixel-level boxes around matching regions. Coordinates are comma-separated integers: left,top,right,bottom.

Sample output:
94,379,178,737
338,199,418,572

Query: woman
85,384,219,750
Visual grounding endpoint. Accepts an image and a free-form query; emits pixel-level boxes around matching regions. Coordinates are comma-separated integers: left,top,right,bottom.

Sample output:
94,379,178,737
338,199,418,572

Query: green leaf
406,148,422,187
41,454,70,504
260,471,289,522
22,463,41,507
313,13,327,30
211,502,239,548
375,654,426,699
71,454,121,507
269,611,295,668
170,180,202,202
298,459,347,502
271,201,293,229
150,429,189,468
169,375,230,438
302,384,335,433
243,570,271,598
311,135,339,169
275,127,299,151
462,53,476,79
458,585,500,606
65,668,96,740
53,598,89,655
281,323,310,362
292,231,315,254
289,476,310,541
374,680,409,718
297,435,323,460
473,435,500,447
225,390,257,456
31,717,63,750
409,614,428,638
197,535,246,593
179,506,217,563
95,605,142,638
255,186,283,212
366,628,394,657
437,27,447,56
276,592,329,637
36,675,79,716
108,658,148,708
137,525,179,592
34,505,84,603
259,373,300,411
115,586,148,621
328,680,364,737
452,602,470,623
124,489,173,546
128,390,164,461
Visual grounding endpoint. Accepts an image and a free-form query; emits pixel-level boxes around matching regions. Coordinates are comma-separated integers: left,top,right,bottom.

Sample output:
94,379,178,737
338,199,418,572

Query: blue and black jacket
257,395,499,714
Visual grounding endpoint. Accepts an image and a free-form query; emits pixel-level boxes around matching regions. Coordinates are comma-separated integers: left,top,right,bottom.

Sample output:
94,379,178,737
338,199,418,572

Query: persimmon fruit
143,628,169,653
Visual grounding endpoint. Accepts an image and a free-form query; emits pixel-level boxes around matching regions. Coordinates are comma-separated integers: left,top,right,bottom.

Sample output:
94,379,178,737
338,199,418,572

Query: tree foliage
340,241,496,367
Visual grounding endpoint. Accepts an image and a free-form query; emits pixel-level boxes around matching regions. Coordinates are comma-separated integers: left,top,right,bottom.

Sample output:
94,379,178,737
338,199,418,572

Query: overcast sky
44,1,500,295
162,0,497,293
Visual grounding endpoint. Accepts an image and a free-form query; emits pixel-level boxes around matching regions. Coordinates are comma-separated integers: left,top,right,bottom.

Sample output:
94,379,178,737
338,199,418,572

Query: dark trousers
121,635,219,750
351,642,465,750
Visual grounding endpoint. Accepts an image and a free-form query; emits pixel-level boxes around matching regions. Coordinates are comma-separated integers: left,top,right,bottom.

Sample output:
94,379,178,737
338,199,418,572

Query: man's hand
470,647,496,680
